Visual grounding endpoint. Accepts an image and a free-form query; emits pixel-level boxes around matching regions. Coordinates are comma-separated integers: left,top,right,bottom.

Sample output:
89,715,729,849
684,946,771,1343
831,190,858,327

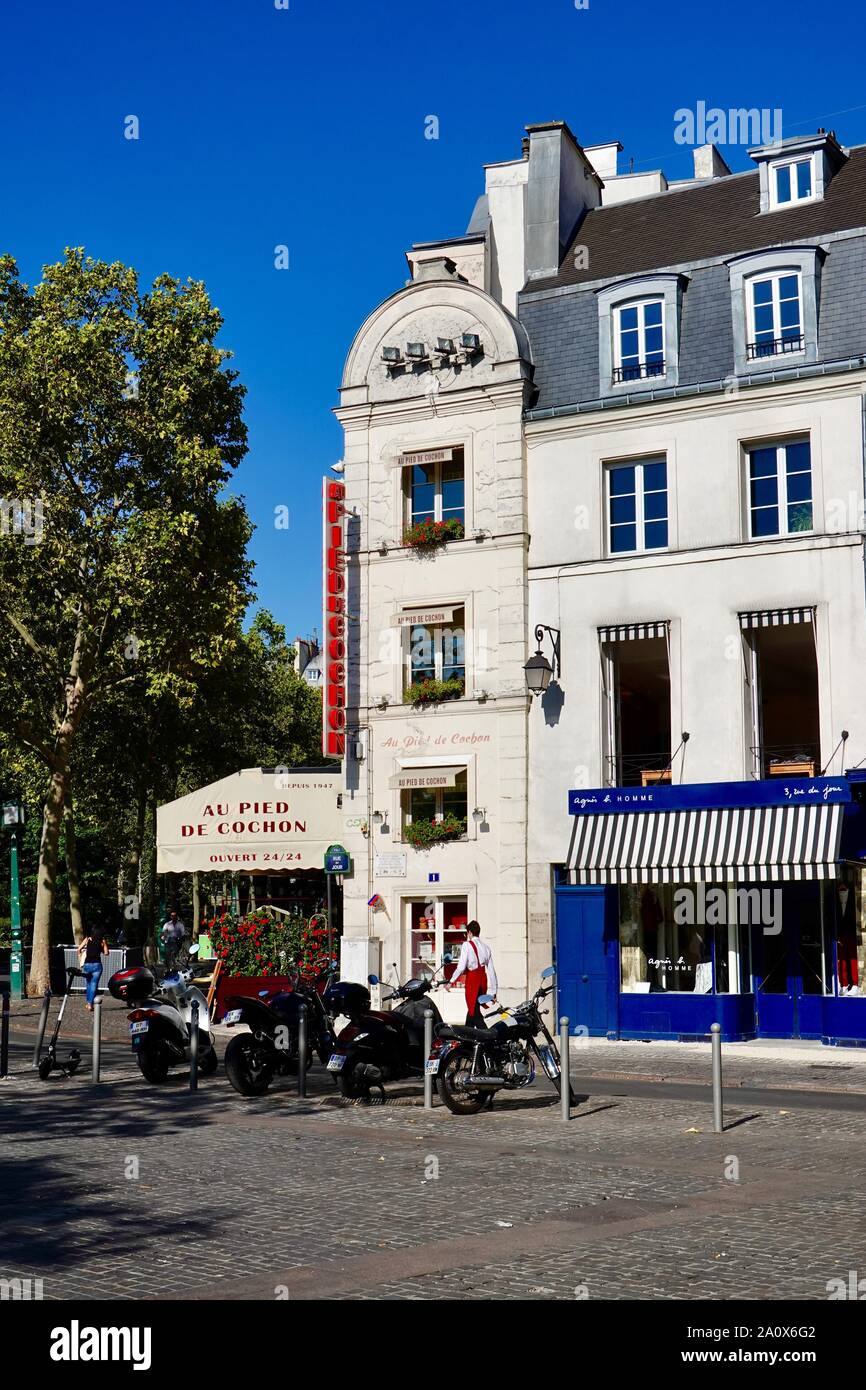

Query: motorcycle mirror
367,974,379,985
188,943,200,957
258,989,269,997
541,966,556,979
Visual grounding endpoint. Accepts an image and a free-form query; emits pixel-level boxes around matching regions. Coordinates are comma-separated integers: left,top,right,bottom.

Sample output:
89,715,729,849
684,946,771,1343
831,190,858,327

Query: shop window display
619,883,716,994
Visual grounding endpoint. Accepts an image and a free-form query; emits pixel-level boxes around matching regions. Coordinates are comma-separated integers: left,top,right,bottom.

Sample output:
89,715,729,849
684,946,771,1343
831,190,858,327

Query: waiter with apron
448,921,498,1025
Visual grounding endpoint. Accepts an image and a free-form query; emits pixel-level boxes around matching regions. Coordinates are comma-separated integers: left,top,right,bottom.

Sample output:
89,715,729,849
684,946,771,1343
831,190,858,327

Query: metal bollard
711,1022,723,1134
298,1003,307,1099
1,992,9,1078
560,1017,571,1122
32,989,51,1068
189,1000,199,1092
423,1009,434,1110
91,995,102,1083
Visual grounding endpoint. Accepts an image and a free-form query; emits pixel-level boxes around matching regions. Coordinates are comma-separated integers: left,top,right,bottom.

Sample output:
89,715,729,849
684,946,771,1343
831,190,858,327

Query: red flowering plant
403,517,464,550
298,913,334,983
212,911,294,979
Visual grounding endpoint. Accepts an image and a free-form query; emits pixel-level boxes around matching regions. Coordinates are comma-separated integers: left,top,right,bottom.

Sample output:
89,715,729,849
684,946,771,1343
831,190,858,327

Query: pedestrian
77,929,109,1011
448,920,498,1026
161,910,186,969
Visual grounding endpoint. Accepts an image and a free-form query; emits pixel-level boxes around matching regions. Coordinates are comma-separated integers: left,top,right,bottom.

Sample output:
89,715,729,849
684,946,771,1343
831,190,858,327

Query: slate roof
524,145,866,295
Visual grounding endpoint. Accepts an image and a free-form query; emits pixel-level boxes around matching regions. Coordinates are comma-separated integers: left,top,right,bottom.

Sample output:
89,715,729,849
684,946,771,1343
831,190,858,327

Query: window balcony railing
752,742,820,779
746,334,805,360
605,751,673,789
612,361,666,384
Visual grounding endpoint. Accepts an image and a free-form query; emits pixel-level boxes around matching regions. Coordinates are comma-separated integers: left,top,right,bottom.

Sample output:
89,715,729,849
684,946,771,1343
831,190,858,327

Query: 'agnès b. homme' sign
323,478,347,757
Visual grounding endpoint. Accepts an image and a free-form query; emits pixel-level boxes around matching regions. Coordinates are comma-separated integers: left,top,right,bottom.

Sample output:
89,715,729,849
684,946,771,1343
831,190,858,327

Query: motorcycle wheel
198,1046,219,1076
337,1060,368,1100
136,1042,171,1083
435,1050,488,1115
224,1034,275,1096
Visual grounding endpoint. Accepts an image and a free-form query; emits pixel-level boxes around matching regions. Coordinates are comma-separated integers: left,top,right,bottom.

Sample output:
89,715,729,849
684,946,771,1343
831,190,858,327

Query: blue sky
3,0,865,640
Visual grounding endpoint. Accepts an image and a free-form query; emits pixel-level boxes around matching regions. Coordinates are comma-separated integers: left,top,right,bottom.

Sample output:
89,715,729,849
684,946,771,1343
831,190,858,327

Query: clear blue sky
4,0,865,640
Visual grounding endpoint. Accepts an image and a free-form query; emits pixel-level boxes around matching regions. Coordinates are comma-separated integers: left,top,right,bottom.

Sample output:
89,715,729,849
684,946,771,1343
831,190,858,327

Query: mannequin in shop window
641,887,664,989
836,874,861,994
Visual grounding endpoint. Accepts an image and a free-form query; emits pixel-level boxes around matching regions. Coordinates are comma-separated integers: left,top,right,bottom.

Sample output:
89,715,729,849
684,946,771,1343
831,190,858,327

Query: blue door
555,885,618,1037
754,883,825,1039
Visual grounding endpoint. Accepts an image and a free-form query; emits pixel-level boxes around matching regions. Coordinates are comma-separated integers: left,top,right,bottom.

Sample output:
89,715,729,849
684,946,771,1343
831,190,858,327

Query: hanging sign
398,448,453,468
322,478,347,758
388,766,462,790
395,606,455,627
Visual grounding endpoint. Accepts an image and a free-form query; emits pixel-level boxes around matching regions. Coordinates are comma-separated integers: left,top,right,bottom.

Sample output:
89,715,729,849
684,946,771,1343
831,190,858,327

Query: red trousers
464,966,487,1021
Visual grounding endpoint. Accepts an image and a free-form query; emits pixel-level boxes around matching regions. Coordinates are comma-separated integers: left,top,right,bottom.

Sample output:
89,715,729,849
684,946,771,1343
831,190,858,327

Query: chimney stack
692,143,732,180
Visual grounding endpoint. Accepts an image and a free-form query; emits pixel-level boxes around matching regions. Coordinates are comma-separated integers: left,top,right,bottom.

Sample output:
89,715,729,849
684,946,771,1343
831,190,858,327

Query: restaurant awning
567,802,845,885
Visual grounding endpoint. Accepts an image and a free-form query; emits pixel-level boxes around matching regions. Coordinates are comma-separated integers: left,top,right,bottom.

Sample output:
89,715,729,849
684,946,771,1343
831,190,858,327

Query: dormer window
771,156,815,208
613,300,665,382
746,272,804,360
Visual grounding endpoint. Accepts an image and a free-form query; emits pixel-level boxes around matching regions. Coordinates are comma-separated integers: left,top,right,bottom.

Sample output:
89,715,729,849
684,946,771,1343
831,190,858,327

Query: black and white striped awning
739,607,814,630
567,803,843,884
598,621,668,643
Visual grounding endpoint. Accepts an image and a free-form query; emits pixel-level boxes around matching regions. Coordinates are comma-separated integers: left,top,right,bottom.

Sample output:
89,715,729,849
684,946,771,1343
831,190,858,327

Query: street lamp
524,625,561,697
2,801,24,1000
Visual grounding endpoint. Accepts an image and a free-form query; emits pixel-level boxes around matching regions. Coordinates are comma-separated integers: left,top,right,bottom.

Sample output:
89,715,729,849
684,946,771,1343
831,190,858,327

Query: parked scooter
222,963,340,1096
108,946,218,1083
325,969,445,1099
37,967,84,1081
426,966,580,1114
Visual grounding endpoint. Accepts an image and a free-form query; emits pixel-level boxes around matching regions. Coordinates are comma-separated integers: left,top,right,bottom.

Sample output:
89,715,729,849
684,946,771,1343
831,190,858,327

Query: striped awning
739,607,814,630
567,803,843,884
598,621,668,643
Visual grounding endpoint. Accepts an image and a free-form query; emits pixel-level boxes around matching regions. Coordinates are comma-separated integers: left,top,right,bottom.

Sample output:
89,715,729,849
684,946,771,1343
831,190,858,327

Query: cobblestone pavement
568,1036,866,1093
3,1051,866,1302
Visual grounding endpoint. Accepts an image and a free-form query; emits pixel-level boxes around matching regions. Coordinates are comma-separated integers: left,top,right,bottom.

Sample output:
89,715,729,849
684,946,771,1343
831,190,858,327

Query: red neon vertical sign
322,478,346,758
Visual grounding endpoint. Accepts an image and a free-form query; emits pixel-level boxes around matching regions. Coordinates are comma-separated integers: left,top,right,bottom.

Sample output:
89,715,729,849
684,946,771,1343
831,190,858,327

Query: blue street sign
324,843,351,874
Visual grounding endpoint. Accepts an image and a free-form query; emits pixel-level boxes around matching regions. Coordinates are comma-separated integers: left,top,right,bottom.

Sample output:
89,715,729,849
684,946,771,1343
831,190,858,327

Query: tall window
403,771,468,832
607,458,668,554
405,447,465,526
404,606,466,693
747,440,812,538
747,273,804,359
771,157,814,208
613,300,665,382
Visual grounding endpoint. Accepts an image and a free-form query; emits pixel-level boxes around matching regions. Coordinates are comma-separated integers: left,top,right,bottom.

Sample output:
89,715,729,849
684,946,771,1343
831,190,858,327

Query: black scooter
325,970,445,1099
37,968,83,1080
222,965,339,1096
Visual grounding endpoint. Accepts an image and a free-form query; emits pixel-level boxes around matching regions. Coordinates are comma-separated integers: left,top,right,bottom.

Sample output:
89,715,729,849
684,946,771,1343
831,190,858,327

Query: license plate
224,1009,242,1025
425,1059,440,1075
129,1021,149,1035
327,1054,347,1071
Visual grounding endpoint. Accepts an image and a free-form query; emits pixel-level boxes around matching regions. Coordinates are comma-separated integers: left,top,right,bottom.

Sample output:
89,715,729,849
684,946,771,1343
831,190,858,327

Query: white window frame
402,772,469,830
745,437,813,540
605,458,669,557
613,298,666,383
769,154,818,210
746,271,804,362
403,605,466,692
404,448,466,527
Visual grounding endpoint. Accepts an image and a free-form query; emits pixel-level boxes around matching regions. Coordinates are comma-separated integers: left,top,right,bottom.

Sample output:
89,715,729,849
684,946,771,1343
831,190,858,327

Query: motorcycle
222,963,340,1097
426,966,580,1115
324,970,445,1099
108,947,218,1083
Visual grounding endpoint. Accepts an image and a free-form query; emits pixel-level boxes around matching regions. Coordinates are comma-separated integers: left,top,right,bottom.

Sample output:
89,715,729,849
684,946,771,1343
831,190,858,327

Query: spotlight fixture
461,332,481,353
472,807,486,824
381,345,403,365
436,337,456,355
330,459,345,474
406,341,429,361
372,810,384,825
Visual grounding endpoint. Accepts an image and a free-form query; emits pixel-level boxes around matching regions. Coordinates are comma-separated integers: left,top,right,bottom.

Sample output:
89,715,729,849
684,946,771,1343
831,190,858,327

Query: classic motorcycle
222,964,340,1097
324,970,445,1099
426,966,580,1114
108,949,219,1083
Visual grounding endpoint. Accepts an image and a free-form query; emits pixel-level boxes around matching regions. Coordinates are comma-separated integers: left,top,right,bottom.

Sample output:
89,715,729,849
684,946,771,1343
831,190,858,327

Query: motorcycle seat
436,1024,491,1043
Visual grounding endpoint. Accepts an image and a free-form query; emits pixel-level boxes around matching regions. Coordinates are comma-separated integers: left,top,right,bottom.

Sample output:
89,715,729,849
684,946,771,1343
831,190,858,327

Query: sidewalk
570,1036,866,1093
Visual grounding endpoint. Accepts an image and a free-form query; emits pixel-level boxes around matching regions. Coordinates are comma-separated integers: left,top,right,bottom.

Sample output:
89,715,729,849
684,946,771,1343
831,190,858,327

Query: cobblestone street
3,1044,866,1302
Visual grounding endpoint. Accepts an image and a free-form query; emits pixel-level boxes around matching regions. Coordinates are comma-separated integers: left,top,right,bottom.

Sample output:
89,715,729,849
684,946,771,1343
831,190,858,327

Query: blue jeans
83,961,102,1005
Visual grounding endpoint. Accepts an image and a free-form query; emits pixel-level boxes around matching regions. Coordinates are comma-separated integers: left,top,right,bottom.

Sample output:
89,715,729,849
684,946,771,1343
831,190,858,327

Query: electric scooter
37,967,84,1080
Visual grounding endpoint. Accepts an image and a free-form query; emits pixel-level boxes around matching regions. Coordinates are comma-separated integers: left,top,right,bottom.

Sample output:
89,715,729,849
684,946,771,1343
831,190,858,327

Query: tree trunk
192,872,200,939
248,875,256,912
64,800,85,945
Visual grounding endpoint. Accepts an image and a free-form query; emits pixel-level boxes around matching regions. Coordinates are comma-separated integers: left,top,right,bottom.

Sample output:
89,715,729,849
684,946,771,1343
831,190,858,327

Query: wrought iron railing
752,742,820,779
612,361,666,384
746,333,805,360
605,751,673,788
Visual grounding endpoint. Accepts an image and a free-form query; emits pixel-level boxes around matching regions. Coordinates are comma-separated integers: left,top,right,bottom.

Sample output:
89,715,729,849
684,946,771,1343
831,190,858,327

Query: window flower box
403,676,465,706
403,518,465,550
403,814,467,850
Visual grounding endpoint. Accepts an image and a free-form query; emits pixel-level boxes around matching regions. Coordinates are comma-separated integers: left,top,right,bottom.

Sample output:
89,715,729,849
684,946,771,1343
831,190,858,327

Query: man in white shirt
448,921,498,1025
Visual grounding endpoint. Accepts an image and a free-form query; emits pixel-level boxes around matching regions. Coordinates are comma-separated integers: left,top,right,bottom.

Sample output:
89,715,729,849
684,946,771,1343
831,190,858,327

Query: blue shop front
555,774,866,1045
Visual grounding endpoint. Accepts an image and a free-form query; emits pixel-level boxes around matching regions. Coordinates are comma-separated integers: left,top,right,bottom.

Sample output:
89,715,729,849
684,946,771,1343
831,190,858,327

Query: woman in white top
448,921,498,1025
